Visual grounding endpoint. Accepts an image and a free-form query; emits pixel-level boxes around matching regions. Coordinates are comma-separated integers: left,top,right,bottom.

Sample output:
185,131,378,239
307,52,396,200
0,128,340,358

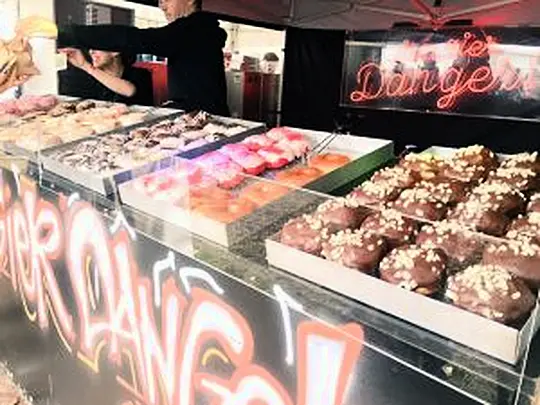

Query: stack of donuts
279,146,540,326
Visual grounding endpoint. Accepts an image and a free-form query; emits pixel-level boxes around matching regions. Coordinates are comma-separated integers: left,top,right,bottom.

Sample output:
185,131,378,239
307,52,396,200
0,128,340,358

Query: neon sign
349,32,537,110
0,171,366,405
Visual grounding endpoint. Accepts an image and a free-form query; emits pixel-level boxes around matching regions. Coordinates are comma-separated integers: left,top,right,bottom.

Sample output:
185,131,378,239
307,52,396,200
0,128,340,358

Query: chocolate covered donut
483,238,540,283
501,152,540,173
450,200,510,236
379,245,447,295
315,198,370,233
487,167,540,193
441,161,490,184
348,180,403,208
280,215,330,256
417,221,482,265
400,153,446,180
392,188,447,221
414,179,469,205
528,193,540,213
446,265,535,324
322,230,387,273
452,145,498,169
507,213,540,244
361,209,418,248
469,182,525,216
371,166,417,189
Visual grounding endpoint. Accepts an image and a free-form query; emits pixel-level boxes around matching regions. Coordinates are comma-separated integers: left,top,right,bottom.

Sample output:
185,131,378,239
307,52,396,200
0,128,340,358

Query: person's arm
61,48,136,97
58,22,181,58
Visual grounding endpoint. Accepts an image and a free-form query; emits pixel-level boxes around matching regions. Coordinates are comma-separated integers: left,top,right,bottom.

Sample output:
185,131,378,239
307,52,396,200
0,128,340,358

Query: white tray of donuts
118,129,394,247
266,145,540,364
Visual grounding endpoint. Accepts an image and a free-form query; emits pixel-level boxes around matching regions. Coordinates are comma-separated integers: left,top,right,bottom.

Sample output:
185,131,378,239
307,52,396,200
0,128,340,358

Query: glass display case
0,99,538,405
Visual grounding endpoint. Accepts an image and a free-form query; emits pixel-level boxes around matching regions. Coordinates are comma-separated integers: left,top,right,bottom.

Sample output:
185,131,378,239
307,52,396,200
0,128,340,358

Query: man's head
89,50,121,69
159,0,202,21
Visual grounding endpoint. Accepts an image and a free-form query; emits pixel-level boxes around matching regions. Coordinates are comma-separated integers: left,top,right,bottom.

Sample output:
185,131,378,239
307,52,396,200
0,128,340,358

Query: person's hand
60,48,91,71
16,16,58,39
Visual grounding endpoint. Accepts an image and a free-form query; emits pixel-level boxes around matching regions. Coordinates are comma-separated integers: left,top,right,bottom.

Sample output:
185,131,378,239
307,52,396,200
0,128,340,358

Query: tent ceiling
203,0,540,30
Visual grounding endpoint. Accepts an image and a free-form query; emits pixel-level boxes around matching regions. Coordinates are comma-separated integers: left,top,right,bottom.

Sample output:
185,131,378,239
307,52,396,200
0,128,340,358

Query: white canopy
203,0,540,30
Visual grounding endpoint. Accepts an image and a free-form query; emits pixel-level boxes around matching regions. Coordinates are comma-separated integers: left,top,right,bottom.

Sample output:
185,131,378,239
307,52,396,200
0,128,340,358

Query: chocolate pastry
361,209,418,248
506,213,540,245
440,161,490,184
348,180,403,208
400,153,446,180
391,188,447,221
446,265,535,324
414,179,469,205
501,152,540,173
322,230,387,273
280,215,330,256
371,166,417,189
469,182,526,216
417,220,482,265
483,238,540,283
379,245,447,295
452,145,498,169
487,167,540,193
450,200,510,236
529,194,540,213
315,198,370,233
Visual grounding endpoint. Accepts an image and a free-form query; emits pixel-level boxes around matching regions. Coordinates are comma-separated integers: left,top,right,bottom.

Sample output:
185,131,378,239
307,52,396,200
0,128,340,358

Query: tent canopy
203,0,540,30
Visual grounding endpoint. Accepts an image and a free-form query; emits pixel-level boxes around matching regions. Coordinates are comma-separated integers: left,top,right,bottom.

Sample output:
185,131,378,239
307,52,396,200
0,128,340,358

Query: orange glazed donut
275,167,323,187
240,181,290,207
309,153,351,173
194,197,257,223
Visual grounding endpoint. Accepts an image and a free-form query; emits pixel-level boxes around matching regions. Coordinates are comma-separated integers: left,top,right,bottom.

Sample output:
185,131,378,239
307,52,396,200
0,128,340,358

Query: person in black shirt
59,48,154,105
24,0,229,115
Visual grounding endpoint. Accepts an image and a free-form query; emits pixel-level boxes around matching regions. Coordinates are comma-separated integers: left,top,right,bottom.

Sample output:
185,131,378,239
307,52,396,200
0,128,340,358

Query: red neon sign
349,32,534,109
0,172,366,405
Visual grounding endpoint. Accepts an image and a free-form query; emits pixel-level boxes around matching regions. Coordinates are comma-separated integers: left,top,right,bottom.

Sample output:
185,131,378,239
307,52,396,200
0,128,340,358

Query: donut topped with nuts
347,180,403,208
360,209,418,248
280,214,330,256
400,153,446,180
452,145,498,168
417,220,482,265
414,179,469,205
315,198,370,233
392,187,448,221
506,213,540,245
322,229,387,273
501,152,540,173
483,237,540,282
487,167,540,193
441,160,490,184
379,244,447,296
450,199,511,236
469,182,525,215
446,265,535,324
371,166,417,189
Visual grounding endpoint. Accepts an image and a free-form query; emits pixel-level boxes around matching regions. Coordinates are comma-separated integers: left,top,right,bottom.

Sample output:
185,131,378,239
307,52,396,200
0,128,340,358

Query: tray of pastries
119,129,393,247
267,145,540,364
0,97,174,158
42,112,265,195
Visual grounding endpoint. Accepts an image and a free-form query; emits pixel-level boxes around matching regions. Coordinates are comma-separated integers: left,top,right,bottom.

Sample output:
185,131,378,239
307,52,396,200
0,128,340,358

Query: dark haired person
19,0,229,115
59,48,154,105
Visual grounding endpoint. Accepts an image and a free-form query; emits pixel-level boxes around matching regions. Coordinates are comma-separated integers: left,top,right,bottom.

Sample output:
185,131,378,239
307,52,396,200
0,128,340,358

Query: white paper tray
265,237,540,365
41,116,265,196
119,134,394,247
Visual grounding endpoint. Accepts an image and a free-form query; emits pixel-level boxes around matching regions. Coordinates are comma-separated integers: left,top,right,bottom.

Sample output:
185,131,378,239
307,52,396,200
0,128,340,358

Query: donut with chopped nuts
501,152,540,173
391,188,448,221
450,200,510,236
322,230,387,273
483,238,540,283
452,145,498,169
399,153,446,180
416,220,482,265
371,166,417,189
446,265,535,324
347,180,403,208
280,215,330,256
528,193,540,213
360,209,418,249
487,167,540,193
469,182,526,216
379,245,447,296
440,161,490,184
506,213,540,245
414,179,469,205
314,198,370,233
